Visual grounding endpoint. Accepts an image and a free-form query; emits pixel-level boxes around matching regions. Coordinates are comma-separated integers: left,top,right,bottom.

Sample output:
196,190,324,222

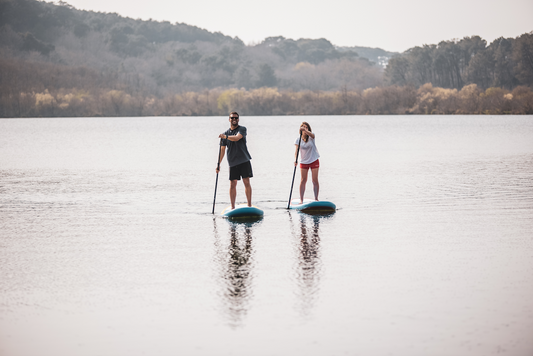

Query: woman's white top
295,135,320,164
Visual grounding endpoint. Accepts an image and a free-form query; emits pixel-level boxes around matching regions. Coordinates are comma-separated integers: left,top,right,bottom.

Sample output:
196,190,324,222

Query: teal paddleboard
289,199,336,214
221,204,264,219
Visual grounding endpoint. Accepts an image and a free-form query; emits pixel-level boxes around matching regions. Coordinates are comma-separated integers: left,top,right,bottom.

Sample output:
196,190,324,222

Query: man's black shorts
229,161,253,181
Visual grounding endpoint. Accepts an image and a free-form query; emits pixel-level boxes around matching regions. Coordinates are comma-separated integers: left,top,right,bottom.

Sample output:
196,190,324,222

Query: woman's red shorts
300,159,320,169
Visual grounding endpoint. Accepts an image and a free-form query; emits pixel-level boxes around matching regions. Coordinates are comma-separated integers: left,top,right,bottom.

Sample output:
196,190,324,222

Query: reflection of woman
290,213,322,318
294,122,320,203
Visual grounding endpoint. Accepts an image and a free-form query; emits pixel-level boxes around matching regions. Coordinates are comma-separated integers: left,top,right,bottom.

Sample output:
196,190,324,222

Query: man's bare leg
243,177,252,207
230,180,238,209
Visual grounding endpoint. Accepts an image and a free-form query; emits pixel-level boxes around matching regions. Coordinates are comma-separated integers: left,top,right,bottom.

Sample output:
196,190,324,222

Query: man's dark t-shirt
222,125,252,167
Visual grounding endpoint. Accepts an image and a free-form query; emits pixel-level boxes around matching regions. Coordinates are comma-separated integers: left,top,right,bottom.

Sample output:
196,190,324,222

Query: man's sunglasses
230,117,239,119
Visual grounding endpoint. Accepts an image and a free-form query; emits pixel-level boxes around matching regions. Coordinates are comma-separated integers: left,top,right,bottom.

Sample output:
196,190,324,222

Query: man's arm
218,133,243,141
226,133,243,141
220,126,245,141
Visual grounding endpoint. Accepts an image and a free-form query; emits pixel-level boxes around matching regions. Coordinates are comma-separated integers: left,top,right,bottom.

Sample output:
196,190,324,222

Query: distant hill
0,0,383,95
1,0,530,118
0,0,238,47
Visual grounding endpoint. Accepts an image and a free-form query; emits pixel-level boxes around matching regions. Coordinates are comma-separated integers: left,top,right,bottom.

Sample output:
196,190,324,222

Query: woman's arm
300,127,315,139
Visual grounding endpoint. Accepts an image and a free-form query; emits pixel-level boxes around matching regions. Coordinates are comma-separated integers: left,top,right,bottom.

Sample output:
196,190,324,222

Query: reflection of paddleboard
290,199,336,214
221,204,264,219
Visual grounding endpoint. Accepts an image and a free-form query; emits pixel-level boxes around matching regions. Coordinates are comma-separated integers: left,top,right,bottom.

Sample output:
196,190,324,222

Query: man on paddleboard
216,112,253,209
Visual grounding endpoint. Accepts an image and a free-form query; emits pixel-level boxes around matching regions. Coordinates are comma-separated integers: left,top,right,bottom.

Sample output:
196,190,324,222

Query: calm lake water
1,115,532,356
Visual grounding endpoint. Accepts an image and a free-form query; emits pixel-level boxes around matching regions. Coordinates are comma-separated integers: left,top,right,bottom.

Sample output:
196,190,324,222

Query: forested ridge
0,0,532,117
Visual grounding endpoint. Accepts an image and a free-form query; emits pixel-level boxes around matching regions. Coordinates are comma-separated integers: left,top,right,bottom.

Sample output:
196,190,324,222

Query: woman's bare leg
299,168,308,203
311,167,319,201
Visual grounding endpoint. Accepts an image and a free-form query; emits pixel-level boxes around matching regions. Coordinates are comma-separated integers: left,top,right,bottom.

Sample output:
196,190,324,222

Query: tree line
2,80,532,117
385,34,533,91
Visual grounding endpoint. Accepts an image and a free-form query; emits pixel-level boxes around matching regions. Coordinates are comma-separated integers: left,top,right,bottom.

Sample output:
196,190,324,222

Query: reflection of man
223,224,254,327
216,112,253,209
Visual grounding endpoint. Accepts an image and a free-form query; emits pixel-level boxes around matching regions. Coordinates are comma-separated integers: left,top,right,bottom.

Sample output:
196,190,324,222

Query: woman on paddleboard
294,122,320,204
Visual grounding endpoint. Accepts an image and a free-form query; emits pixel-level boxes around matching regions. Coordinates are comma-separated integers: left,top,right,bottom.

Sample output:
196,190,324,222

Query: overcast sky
63,0,532,53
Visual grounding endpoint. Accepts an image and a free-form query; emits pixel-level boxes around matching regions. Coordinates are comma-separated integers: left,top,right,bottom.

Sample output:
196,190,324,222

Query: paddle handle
287,132,302,209
212,142,223,214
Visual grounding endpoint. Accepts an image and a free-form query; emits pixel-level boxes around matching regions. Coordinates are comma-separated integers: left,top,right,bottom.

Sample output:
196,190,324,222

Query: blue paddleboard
289,199,336,214
221,204,264,219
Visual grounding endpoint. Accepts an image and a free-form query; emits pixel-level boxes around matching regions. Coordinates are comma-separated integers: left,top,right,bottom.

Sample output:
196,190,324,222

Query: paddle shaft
287,132,303,209
212,142,223,214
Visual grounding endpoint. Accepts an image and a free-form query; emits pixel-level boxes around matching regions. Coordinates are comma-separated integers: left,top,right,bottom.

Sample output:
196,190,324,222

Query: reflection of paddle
212,140,223,214
287,131,303,209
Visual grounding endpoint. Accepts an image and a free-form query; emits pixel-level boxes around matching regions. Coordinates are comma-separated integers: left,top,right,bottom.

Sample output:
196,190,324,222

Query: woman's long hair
301,121,312,142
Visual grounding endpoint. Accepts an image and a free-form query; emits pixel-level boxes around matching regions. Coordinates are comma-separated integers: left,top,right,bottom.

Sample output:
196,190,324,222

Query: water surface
1,116,532,356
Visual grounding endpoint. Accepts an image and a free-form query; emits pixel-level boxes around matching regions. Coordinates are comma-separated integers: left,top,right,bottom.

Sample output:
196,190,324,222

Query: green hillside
0,0,531,117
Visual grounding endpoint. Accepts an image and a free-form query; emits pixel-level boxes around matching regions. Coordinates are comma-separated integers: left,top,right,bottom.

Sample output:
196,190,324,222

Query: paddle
287,131,303,209
212,140,223,214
